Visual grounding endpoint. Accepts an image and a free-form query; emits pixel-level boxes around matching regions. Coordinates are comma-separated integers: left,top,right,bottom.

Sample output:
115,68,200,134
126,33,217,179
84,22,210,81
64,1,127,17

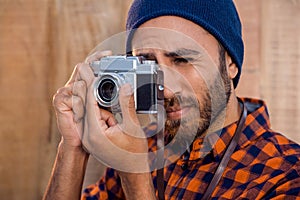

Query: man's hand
70,53,150,172
44,51,113,200
47,50,156,200
73,51,155,199
52,50,113,149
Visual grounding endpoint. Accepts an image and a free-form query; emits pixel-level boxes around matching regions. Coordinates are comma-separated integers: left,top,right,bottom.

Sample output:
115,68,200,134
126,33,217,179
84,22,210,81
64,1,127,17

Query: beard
164,94,209,145
164,58,232,148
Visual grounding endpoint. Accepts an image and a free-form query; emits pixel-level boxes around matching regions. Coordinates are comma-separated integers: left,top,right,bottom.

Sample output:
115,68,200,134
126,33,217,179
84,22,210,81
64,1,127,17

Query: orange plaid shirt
82,98,300,199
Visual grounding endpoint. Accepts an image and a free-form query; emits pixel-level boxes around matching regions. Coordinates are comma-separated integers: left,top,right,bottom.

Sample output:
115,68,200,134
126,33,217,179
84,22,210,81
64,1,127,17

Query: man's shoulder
239,97,300,164
260,130,300,158
238,129,300,174
230,129,300,199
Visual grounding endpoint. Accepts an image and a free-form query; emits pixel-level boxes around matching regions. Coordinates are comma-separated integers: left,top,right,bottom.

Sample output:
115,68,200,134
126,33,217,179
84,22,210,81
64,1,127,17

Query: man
44,0,300,199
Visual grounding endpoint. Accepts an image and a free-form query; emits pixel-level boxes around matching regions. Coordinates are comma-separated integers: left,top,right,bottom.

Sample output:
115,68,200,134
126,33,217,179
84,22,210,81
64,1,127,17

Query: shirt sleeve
81,123,158,200
81,167,125,200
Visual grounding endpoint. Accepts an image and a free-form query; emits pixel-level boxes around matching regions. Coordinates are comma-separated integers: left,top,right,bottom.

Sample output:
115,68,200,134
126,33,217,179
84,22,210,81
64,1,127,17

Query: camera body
90,56,164,114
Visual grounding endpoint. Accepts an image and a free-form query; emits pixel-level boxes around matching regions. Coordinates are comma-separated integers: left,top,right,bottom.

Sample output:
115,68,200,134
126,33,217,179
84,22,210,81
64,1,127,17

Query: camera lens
98,79,117,103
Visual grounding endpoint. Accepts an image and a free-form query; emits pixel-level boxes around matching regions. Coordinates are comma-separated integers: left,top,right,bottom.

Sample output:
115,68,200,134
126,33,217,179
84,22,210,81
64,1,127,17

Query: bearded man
44,0,300,199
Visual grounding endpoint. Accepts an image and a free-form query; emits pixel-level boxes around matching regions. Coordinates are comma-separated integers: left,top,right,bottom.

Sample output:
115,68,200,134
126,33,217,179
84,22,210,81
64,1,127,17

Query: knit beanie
126,0,244,88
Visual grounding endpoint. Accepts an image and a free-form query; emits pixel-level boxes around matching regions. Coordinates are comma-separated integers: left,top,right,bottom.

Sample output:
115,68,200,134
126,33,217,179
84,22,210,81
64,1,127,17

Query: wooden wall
0,0,299,199
0,0,132,199
235,0,300,143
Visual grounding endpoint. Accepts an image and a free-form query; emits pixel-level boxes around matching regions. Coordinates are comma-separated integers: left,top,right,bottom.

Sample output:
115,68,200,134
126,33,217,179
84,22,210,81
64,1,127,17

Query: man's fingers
53,86,73,113
118,84,144,138
72,80,87,106
85,50,112,64
53,83,86,123
66,62,95,87
100,109,117,127
119,84,138,122
72,95,85,123
65,63,81,85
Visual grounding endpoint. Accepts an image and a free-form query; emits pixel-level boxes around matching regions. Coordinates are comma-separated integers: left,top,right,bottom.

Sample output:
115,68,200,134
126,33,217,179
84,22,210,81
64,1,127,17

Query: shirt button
181,163,188,170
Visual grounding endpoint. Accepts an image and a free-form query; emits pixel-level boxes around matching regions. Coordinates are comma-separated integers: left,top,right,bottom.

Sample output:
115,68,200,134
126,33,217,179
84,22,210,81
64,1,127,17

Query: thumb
119,84,141,135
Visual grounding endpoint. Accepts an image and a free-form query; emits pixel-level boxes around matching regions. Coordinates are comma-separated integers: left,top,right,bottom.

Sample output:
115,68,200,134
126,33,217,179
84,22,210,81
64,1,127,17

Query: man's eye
173,57,193,64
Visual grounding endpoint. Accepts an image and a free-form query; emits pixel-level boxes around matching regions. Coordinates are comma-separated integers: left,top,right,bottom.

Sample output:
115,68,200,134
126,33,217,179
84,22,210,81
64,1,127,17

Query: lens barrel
98,79,117,103
95,75,120,108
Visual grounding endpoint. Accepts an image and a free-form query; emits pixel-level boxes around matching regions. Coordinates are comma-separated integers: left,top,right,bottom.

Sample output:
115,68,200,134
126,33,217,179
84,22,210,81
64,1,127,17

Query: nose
163,85,176,100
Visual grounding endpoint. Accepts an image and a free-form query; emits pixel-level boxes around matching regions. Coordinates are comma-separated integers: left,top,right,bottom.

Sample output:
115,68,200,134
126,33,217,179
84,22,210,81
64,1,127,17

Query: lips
166,106,191,120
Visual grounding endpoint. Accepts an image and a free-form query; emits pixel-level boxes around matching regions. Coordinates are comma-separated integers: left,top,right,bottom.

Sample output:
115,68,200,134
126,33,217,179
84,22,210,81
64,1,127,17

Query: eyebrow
164,48,201,57
134,48,201,59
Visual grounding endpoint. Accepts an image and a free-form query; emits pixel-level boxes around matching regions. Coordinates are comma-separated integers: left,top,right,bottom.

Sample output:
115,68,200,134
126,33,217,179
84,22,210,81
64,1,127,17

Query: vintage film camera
90,56,164,114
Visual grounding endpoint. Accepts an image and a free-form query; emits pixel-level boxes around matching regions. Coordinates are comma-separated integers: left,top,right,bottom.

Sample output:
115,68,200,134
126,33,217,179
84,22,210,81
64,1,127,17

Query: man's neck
204,93,242,136
224,93,242,127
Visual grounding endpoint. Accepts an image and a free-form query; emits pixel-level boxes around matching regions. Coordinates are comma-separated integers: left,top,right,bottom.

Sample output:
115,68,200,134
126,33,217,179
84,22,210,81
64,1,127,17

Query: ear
226,52,238,80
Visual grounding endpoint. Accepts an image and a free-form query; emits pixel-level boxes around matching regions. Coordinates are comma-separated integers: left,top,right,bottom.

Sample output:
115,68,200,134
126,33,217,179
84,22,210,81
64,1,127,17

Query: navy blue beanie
126,0,244,88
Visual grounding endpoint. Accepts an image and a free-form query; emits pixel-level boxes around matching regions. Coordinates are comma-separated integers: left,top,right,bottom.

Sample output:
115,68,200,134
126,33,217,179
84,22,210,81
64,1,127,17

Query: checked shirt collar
187,98,270,162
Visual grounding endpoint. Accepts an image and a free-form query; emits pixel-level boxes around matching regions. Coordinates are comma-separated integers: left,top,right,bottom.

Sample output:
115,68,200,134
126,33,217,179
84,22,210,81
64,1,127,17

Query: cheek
162,64,219,100
179,66,215,95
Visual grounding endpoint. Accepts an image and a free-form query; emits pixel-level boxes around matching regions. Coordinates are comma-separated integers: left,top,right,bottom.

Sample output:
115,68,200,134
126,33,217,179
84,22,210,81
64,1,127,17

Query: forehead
131,16,219,55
